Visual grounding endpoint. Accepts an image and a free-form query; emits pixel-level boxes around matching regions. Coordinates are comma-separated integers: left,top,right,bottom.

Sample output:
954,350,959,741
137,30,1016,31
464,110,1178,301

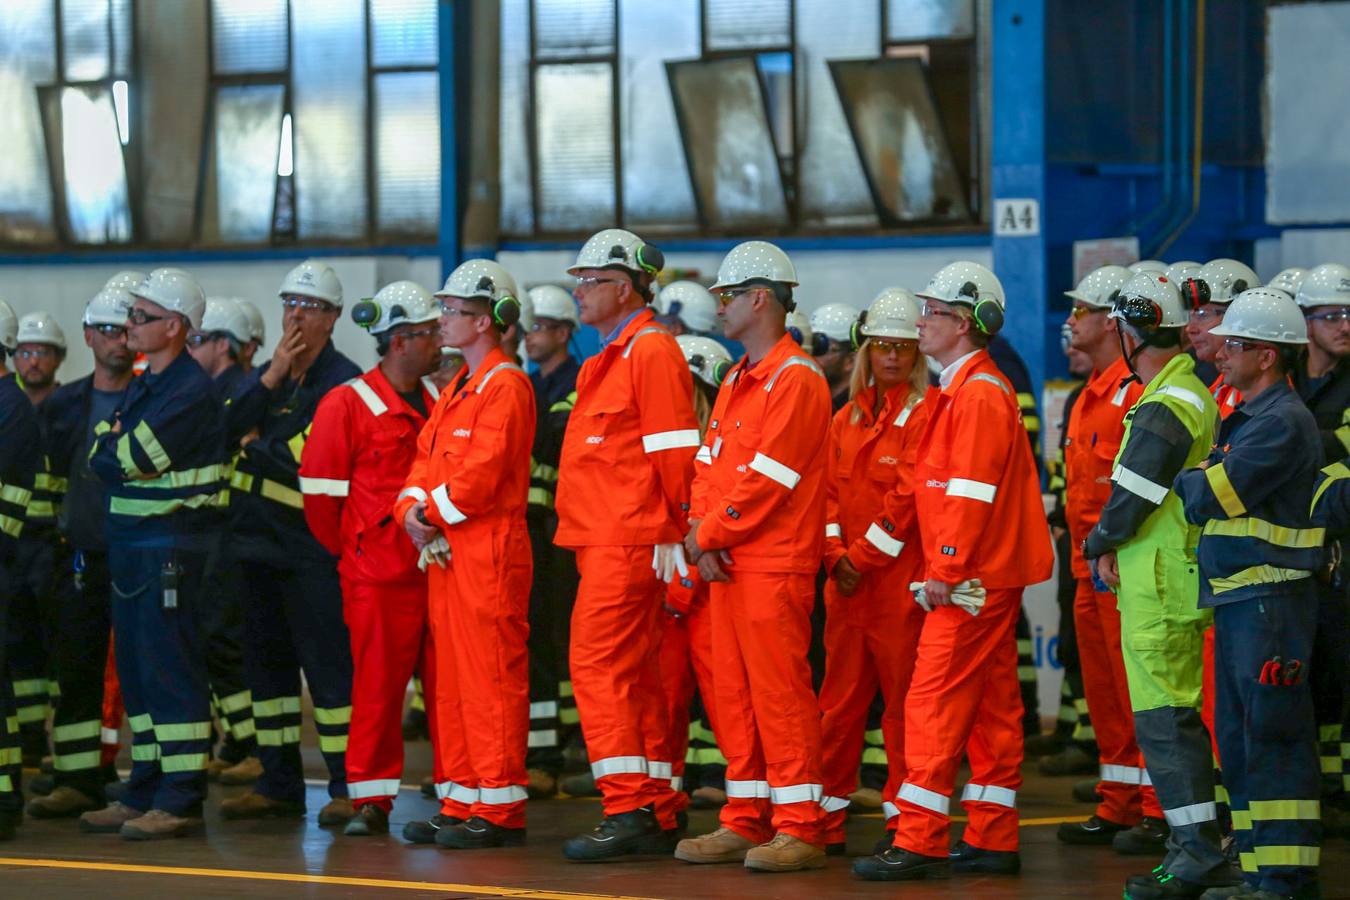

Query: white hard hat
785,311,814,351
516,285,535,334
437,259,524,330
1294,263,1350,310
1266,267,1307,298
83,288,133,327
199,297,253,343
278,259,343,307
236,299,265,343
1129,260,1168,274
352,281,438,336
567,228,664,277
17,312,67,350
1190,258,1260,306
1065,265,1131,309
710,241,798,291
676,334,733,387
1164,261,1203,291
528,285,579,326
104,270,146,293
810,302,862,344
658,281,718,334
1210,288,1308,345
131,267,208,330
860,288,920,341
0,300,16,352
1109,271,1188,329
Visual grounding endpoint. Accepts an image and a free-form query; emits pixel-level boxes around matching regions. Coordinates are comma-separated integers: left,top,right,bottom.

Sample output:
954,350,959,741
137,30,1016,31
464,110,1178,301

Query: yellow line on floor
0,857,659,900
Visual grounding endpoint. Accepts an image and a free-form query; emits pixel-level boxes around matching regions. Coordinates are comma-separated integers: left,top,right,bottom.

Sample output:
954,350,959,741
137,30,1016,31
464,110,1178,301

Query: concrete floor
1,739,1347,899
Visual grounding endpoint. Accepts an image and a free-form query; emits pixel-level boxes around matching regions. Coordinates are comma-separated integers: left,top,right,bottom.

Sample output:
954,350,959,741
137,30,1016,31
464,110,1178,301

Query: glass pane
534,0,614,60
373,71,440,234
370,0,437,67
829,57,971,222
112,0,133,76
58,87,132,242
212,0,289,74
534,62,615,234
885,0,974,42
138,0,208,241
292,0,368,239
0,0,57,242
797,0,878,226
618,0,697,229
499,0,533,235
213,84,284,241
668,57,788,229
705,0,789,50
62,0,111,81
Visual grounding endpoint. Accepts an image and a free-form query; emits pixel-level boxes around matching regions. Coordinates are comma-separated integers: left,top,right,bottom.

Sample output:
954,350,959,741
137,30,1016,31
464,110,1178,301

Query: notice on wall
1072,237,1140,283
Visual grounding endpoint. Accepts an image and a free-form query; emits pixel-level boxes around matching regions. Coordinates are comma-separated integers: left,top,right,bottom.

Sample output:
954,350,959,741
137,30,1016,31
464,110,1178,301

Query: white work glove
652,543,690,584
910,579,987,616
418,535,451,572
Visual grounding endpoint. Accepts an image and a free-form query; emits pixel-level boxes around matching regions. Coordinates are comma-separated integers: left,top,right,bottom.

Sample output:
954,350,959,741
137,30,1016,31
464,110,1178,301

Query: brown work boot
27,785,102,819
690,786,728,809
217,756,263,786
219,792,306,820
121,809,204,841
526,768,558,800
318,797,355,827
205,758,230,781
743,832,827,872
848,787,883,811
79,801,145,833
674,826,757,863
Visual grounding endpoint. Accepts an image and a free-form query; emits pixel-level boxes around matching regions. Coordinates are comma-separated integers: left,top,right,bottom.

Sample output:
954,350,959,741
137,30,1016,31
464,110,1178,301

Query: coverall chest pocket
367,428,406,463
726,417,762,472
574,399,628,461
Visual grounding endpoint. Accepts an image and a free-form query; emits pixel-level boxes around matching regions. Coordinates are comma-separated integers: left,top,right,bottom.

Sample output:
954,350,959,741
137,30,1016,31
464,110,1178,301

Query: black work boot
1124,865,1209,899
1058,814,1131,845
949,839,1021,875
852,846,950,881
561,807,661,861
402,813,464,844
1113,815,1170,855
435,815,526,849
343,804,389,836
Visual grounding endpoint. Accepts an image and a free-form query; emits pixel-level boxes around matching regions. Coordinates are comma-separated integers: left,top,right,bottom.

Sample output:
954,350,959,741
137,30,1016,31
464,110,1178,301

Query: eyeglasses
1189,307,1224,323
436,298,484,317
1070,305,1106,320
281,296,336,313
15,347,57,360
127,308,169,326
920,302,959,320
1307,309,1350,324
717,286,758,307
870,340,918,356
574,276,625,292
91,324,127,337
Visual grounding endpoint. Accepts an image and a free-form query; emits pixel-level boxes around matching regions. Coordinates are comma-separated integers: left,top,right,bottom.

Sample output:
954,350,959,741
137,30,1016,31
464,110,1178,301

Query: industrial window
0,0,440,250
499,0,983,239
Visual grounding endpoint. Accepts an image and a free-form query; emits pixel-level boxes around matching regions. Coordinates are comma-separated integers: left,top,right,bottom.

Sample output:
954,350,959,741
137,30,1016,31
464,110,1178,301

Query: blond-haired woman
817,289,930,852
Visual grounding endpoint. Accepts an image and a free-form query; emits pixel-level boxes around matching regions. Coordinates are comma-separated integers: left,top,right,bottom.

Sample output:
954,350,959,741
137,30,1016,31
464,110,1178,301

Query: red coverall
1064,355,1161,825
893,350,1053,858
300,368,440,812
655,571,718,816
554,308,698,827
690,333,832,846
394,349,536,828
818,383,929,845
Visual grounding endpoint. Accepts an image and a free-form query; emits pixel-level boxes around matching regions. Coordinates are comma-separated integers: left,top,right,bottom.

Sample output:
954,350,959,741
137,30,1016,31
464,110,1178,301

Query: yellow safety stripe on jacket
287,424,311,463
230,470,303,510
548,391,578,414
1312,461,1350,513
1205,463,1246,517
109,490,229,518
1208,564,1312,595
1202,516,1326,549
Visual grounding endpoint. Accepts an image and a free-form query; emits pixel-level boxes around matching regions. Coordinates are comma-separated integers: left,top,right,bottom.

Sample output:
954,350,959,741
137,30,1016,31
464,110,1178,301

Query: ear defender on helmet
492,294,521,330
351,300,380,330
1183,278,1210,309
1114,294,1164,329
849,309,868,351
634,243,665,275
810,332,830,357
787,322,806,347
954,279,1004,335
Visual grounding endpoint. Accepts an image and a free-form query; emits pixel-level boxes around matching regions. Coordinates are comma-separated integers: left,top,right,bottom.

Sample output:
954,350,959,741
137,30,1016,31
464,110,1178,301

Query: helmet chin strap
1117,325,1151,384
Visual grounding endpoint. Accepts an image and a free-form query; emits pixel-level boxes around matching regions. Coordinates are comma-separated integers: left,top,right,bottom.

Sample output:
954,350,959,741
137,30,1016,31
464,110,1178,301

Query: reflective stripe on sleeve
748,452,801,489
946,478,997,503
430,484,467,525
864,522,903,557
298,477,350,497
1113,464,1169,505
642,429,701,453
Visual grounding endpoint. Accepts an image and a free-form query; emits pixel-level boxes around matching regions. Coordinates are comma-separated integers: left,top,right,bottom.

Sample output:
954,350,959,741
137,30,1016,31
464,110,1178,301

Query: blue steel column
437,0,463,281
991,0,1049,401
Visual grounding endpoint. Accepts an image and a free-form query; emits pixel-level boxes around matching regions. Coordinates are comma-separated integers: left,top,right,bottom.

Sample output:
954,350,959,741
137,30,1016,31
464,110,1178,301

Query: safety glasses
919,301,959,320
1070,305,1106,320
1220,338,1264,353
126,308,169,327
869,339,917,356
717,286,757,307
92,323,127,337
1306,309,1350,324
281,296,336,313
573,276,625,292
